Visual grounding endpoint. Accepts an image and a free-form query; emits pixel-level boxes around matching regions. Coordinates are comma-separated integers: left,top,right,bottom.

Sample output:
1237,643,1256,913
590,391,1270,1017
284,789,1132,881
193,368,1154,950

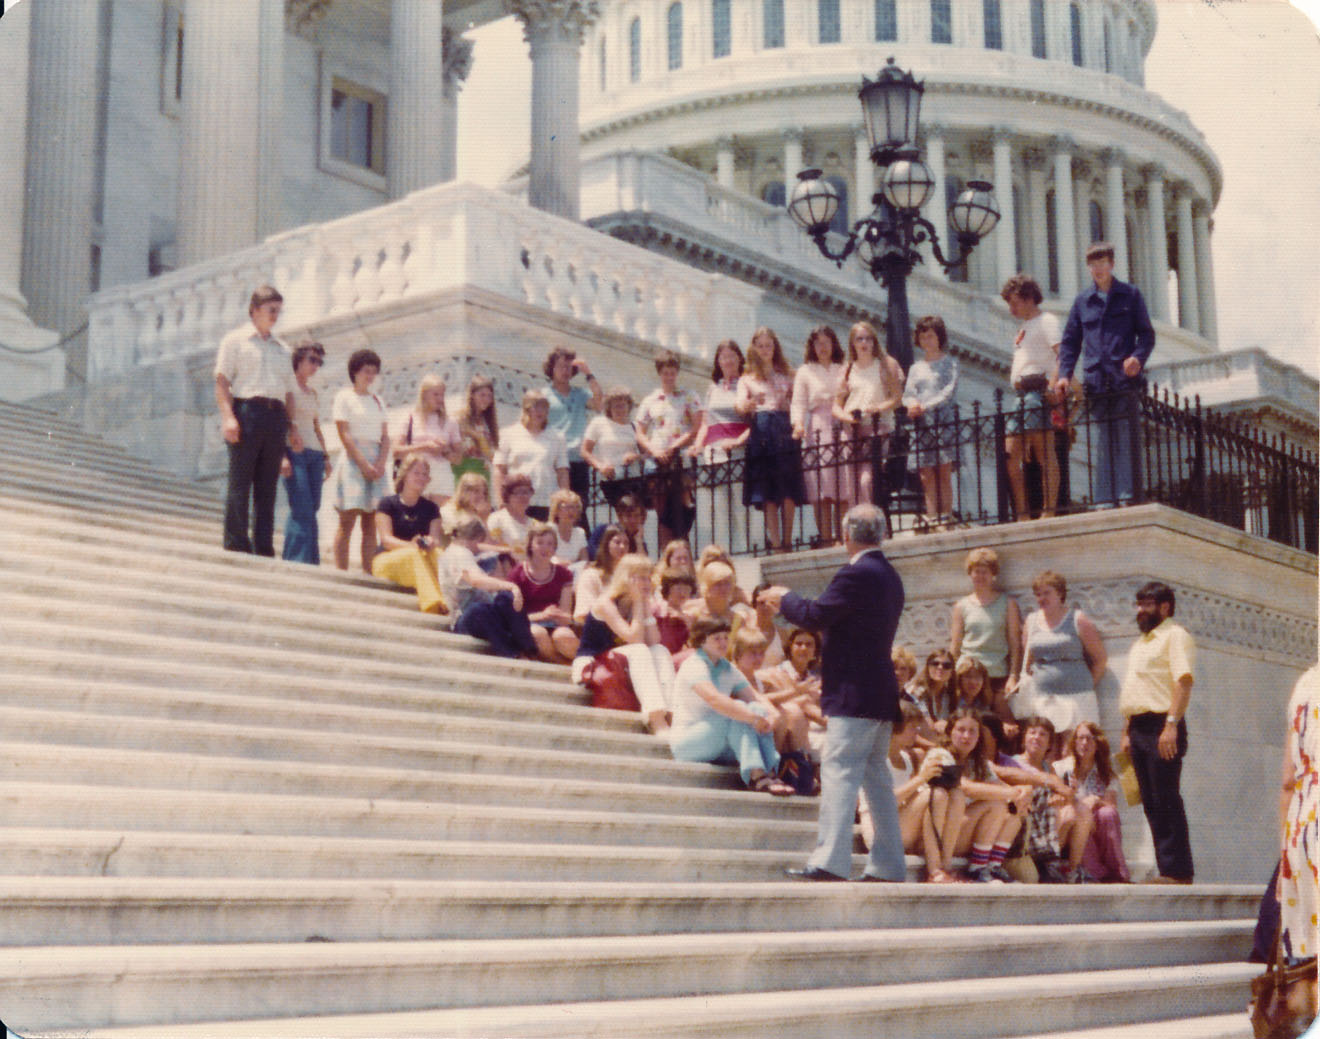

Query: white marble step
994,1015,1254,1039
0,876,1260,946
0,826,809,883
0,737,815,822
0,464,223,519
63,963,1263,1039
0,923,1253,1034
0,780,818,852
0,443,221,506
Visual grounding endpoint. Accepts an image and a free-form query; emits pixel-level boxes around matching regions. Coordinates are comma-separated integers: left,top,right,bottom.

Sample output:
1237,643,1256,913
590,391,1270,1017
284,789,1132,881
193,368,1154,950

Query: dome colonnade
581,0,1220,343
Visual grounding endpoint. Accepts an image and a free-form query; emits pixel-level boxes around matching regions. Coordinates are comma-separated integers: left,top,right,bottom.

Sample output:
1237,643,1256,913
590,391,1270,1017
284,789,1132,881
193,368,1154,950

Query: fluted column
387,0,446,199
1193,200,1217,343
1023,146,1050,287
716,136,735,188
1050,136,1078,299
511,1,601,221
177,0,280,264
441,28,475,183
1101,148,1128,279
852,127,872,215
992,130,1017,282
783,127,804,183
922,126,948,281
21,0,99,366
1073,157,1092,287
1143,165,1169,321
1174,184,1200,334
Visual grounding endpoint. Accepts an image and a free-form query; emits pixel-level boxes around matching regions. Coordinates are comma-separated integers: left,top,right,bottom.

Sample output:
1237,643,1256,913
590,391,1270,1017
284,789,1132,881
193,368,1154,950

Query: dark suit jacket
779,548,905,722
1058,277,1155,393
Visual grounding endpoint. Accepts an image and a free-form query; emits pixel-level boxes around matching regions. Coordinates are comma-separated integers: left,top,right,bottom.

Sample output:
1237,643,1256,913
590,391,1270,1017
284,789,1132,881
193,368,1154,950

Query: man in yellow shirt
1120,581,1195,883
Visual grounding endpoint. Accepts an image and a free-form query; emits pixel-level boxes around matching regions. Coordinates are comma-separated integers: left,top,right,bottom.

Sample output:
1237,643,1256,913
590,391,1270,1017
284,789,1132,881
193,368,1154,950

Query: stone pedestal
511,0,601,221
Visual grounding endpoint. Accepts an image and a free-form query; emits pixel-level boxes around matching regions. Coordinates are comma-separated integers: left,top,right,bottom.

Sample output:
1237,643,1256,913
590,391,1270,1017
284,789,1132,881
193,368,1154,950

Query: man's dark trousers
225,397,287,556
1127,711,1193,880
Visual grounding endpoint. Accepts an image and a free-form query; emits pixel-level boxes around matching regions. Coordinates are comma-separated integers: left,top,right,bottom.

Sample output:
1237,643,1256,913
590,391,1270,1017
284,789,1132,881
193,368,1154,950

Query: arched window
763,0,785,48
712,0,732,57
1030,0,1047,58
875,0,897,41
761,181,787,208
1045,190,1059,294
945,175,967,282
1088,200,1104,244
667,3,683,69
931,0,952,44
1103,19,1113,73
819,0,841,43
824,175,849,235
599,35,607,91
1069,3,1084,66
629,17,641,82
983,0,1002,49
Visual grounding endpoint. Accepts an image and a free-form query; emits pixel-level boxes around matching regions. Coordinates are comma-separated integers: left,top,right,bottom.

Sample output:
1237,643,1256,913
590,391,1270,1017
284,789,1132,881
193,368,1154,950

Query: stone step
0,702,747,793
2,488,226,544
0,400,108,438
0,827,809,883
0,737,814,823
0,876,1260,946
994,1016,1254,1039
0,463,224,519
0,419,218,470
0,440,221,506
0,779,817,852
49,963,1263,1039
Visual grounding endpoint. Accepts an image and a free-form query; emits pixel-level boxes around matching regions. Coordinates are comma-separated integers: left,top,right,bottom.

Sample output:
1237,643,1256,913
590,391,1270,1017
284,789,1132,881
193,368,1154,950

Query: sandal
927,868,960,884
750,773,794,797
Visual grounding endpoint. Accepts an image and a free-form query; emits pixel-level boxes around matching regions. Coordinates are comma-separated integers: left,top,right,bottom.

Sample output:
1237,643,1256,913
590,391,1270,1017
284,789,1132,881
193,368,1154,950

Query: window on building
1089,200,1104,244
1030,0,1046,58
1045,190,1059,294
761,181,786,207
983,0,1002,49
629,17,642,81
713,0,732,56
599,35,608,90
161,3,184,116
764,0,785,48
819,0,841,43
875,0,898,41
1103,19,1113,73
668,3,683,69
931,0,952,44
330,78,385,175
1070,3,1084,66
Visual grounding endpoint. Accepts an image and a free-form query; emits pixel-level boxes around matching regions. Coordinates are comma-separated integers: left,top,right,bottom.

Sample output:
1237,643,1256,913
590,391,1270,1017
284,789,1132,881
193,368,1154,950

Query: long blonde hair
847,321,887,362
459,375,499,450
605,554,654,605
415,373,447,420
745,326,791,380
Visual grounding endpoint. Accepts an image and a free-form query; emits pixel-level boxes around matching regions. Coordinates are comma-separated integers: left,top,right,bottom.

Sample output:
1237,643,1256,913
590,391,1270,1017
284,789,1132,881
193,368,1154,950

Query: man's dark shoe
855,874,899,883
784,866,847,882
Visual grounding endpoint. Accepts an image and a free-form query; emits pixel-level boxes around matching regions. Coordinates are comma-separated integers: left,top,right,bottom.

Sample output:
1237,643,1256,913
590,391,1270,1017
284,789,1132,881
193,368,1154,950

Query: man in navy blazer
763,504,906,881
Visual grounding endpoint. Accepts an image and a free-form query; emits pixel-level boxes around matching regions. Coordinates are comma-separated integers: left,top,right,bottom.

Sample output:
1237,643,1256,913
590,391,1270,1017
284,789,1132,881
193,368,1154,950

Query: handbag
582,650,640,713
1249,930,1317,1039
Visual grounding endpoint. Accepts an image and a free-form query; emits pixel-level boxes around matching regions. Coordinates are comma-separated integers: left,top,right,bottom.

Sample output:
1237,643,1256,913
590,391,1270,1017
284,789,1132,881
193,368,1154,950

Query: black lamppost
787,58,1000,371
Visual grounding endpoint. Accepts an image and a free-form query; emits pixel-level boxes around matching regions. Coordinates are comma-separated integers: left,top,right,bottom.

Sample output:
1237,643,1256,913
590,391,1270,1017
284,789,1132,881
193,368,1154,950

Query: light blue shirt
671,647,750,732
545,384,592,460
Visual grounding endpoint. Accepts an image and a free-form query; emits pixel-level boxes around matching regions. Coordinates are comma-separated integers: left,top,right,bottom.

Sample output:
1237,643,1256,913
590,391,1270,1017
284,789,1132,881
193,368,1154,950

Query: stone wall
762,503,1319,883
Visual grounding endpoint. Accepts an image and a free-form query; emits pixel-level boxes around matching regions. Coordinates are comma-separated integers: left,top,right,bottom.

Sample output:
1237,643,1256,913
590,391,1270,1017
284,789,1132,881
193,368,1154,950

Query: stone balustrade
86,182,759,380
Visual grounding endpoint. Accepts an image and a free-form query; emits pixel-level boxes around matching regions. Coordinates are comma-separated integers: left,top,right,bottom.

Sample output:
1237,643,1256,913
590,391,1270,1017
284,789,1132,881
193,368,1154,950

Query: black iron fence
581,384,1318,557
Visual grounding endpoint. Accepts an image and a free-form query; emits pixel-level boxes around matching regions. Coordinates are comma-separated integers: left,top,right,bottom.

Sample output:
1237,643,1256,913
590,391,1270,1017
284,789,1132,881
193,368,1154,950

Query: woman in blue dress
902,315,960,527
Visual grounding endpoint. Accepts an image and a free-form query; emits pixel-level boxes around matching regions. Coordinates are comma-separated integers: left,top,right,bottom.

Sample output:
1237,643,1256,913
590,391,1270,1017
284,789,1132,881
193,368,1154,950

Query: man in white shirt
214,284,299,555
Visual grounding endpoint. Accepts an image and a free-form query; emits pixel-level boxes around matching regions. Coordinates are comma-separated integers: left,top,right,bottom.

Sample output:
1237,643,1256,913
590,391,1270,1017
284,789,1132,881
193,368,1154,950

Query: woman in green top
950,547,1022,731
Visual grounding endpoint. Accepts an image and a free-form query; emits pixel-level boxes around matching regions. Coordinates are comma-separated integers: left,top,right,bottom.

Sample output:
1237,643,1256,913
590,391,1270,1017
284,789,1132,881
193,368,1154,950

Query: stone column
441,28,475,183
1143,165,1169,321
922,126,948,281
991,129,1017,282
1193,199,1217,344
1073,157,1091,288
1050,136,1077,299
21,0,99,362
387,0,446,199
511,0,601,221
1,0,57,355
1174,184,1200,334
853,126,873,214
1023,146,1051,290
783,127,804,183
715,136,735,188
1101,148,1128,279
256,0,285,236
177,0,282,265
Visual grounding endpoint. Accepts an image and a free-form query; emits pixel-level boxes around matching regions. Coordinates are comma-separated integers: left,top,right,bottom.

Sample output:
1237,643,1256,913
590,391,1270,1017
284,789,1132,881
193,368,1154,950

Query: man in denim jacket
1055,242,1156,505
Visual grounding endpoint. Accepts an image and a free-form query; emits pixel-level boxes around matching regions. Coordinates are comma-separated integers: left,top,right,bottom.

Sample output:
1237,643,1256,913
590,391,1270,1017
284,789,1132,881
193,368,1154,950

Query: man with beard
1121,581,1196,883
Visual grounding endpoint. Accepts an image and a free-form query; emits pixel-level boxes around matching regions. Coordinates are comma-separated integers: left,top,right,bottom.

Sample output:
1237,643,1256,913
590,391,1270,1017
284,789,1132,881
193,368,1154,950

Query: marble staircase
0,399,1259,1038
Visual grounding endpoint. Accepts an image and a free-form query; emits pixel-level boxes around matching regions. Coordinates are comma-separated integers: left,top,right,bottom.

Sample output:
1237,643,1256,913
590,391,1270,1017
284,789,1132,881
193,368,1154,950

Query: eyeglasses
930,661,954,671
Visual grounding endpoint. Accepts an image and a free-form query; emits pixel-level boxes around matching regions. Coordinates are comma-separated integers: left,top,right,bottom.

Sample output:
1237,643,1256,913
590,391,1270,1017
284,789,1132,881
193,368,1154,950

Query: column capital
1099,146,1125,169
1141,162,1166,185
507,0,603,44
989,126,1017,145
1072,157,1094,182
1192,197,1213,218
1021,146,1047,171
1048,134,1075,156
443,27,475,94
921,122,948,141
714,135,734,150
1171,179,1197,201
782,126,805,144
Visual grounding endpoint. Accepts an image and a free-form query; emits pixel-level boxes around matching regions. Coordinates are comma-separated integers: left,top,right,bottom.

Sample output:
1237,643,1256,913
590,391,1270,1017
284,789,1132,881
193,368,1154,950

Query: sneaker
1064,867,1095,884
1042,860,1070,885
988,864,1015,883
967,865,1004,884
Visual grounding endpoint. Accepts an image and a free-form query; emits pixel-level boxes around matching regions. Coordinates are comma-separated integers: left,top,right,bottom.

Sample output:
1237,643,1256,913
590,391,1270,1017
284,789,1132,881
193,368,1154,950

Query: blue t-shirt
545,384,593,460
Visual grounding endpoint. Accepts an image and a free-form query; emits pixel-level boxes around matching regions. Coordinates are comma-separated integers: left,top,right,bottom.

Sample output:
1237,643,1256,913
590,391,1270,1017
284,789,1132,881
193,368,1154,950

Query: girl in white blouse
832,321,903,513
790,326,846,546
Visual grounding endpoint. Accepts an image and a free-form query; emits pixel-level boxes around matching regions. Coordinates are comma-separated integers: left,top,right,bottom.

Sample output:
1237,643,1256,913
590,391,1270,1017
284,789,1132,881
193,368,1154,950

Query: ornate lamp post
787,58,1000,370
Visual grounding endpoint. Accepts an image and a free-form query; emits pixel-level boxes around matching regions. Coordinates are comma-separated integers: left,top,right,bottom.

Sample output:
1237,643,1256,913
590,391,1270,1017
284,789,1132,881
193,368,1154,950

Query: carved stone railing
85,182,761,380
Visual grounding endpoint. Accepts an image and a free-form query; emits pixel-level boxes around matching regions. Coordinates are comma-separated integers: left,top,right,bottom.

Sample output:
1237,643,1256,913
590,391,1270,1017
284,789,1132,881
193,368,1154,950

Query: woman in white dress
791,325,846,546
832,321,903,513
330,349,390,572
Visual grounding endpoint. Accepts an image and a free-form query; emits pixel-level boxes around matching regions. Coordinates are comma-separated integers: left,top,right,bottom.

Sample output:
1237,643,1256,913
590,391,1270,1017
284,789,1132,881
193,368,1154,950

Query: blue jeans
670,702,779,785
282,448,325,565
1087,387,1140,505
454,591,537,659
809,715,906,881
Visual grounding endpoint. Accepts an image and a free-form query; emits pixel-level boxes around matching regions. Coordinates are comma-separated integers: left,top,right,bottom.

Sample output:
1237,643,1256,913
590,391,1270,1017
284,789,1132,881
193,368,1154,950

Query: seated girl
731,627,813,793
669,617,794,797
1053,721,1131,882
1008,715,1095,883
758,627,826,733
944,707,1032,882
548,489,588,567
573,554,676,735
437,516,537,658
487,472,535,557
956,657,1018,746
573,523,629,624
370,453,447,615
509,520,579,664
912,650,958,732
654,568,696,655
439,471,503,552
